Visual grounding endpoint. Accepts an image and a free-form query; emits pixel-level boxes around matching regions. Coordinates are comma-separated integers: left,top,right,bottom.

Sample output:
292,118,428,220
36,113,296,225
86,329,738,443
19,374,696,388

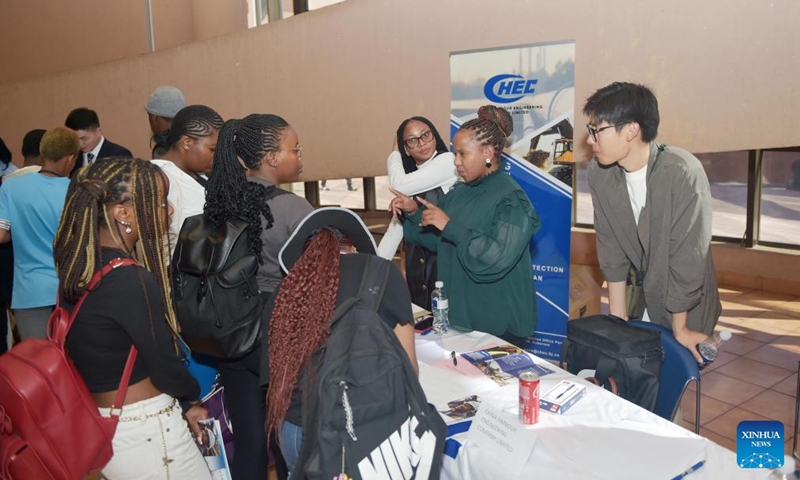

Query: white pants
98,394,212,480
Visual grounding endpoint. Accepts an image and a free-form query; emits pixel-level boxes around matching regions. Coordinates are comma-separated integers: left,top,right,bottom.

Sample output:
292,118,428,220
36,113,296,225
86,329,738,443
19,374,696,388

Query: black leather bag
560,315,663,412
173,214,264,359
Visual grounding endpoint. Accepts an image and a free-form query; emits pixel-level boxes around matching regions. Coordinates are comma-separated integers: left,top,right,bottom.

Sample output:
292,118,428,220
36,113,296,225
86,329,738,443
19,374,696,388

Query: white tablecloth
416,330,769,480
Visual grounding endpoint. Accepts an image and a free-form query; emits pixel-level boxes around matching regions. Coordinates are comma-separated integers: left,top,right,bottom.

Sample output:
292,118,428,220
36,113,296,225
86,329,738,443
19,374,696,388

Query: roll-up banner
450,40,575,360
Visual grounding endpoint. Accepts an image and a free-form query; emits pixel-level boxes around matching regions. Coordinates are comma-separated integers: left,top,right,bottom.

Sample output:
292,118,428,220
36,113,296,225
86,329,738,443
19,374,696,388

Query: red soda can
519,371,540,427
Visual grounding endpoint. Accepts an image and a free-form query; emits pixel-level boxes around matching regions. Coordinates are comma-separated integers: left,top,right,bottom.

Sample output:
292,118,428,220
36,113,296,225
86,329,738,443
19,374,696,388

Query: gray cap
145,86,186,118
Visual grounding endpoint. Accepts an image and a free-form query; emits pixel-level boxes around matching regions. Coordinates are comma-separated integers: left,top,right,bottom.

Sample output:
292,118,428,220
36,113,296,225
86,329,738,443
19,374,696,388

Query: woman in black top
55,157,211,480
263,208,418,476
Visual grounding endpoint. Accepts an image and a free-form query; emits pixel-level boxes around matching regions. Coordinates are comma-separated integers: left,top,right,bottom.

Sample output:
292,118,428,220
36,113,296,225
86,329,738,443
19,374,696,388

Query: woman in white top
379,117,457,309
150,105,224,255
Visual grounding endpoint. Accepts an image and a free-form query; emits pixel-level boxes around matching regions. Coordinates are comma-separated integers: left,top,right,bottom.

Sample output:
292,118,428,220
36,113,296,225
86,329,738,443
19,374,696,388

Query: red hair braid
265,229,341,441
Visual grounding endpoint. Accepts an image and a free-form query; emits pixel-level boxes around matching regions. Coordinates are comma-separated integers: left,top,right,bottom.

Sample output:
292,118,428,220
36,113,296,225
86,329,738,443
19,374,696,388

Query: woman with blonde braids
263,207,417,476
55,157,211,480
390,105,541,348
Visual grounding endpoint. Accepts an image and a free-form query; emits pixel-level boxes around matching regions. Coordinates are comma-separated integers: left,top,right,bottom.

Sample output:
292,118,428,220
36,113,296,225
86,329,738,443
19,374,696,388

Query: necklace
39,169,63,178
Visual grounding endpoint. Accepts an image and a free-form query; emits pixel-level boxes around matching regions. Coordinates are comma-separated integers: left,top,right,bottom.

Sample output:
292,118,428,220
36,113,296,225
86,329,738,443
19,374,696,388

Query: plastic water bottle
431,281,450,335
697,330,733,368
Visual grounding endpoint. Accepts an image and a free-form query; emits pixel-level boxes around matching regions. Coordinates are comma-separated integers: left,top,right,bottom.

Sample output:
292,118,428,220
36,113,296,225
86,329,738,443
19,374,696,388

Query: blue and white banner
450,41,575,360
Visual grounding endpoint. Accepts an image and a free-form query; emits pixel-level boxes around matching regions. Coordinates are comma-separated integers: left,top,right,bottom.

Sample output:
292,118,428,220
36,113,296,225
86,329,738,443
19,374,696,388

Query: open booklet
460,344,555,386
438,394,483,424
196,418,232,480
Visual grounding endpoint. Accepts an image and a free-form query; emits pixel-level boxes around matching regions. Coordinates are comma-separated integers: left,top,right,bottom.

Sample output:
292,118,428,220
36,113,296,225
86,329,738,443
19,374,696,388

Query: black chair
629,321,701,433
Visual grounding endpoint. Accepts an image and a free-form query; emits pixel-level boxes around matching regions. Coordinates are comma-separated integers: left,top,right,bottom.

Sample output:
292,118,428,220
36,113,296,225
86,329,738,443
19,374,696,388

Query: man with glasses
584,82,721,364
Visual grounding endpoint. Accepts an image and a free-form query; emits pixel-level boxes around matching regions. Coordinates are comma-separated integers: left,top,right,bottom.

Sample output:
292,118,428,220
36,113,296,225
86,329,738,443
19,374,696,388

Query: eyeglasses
586,123,628,143
404,130,435,149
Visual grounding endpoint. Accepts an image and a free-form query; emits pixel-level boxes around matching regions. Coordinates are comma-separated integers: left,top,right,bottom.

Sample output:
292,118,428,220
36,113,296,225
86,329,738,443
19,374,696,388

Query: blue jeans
279,421,303,477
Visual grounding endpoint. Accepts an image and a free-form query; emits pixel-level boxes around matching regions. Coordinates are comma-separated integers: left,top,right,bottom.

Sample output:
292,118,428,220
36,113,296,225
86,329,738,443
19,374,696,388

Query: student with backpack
54,157,211,479
202,114,312,480
263,208,444,480
150,104,224,399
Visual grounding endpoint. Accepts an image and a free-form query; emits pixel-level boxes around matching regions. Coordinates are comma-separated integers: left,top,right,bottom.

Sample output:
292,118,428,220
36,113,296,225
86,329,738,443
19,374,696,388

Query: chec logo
484,74,538,104
737,420,784,469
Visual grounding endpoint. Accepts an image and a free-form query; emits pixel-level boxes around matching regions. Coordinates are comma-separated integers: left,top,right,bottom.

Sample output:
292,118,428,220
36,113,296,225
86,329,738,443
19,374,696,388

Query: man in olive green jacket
585,82,721,363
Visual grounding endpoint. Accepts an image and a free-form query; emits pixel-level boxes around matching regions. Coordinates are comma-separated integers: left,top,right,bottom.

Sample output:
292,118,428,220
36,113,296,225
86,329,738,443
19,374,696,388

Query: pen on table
555,383,576,400
669,460,705,480
451,351,458,366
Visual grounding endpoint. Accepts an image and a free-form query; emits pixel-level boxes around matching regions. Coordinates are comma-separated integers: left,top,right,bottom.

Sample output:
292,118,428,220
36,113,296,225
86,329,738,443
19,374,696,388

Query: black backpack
295,256,446,480
559,314,663,411
172,187,288,359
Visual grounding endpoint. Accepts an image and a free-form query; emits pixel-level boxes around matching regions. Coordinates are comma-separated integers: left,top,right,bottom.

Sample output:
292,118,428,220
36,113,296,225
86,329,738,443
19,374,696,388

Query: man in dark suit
65,107,132,177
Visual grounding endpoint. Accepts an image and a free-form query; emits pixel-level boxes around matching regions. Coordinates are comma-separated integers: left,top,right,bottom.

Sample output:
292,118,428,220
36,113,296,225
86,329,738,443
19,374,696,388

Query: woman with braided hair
55,157,211,479
390,105,542,348
262,207,417,476
377,117,458,310
150,104,223,255
205,113,312,480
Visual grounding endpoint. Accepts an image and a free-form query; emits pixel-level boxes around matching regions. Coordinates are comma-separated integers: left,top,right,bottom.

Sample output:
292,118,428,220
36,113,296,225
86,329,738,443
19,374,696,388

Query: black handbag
560,314,663,412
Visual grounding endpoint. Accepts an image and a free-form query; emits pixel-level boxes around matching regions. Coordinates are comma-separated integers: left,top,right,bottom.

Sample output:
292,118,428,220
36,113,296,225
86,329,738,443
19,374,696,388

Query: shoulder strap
51,257,140,416
264,185,291,202
636,144,668,273
356,256,390,312
328,256,391,330
50,257,141,344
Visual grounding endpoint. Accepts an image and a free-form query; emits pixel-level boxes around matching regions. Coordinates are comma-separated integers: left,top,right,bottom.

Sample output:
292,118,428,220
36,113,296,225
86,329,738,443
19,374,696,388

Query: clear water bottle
431,281,450,335
697,330,732,369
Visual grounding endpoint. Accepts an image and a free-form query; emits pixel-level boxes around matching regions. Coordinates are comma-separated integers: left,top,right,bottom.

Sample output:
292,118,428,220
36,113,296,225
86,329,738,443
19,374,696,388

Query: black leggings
218,347,288,480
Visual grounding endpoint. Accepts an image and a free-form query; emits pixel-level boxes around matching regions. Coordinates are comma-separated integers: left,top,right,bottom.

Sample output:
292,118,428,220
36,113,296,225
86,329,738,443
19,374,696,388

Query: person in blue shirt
0,126,79,339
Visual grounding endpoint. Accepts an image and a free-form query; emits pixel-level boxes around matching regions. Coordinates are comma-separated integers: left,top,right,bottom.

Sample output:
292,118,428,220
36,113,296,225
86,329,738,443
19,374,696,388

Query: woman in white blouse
378,117,457,309
150,105,223,255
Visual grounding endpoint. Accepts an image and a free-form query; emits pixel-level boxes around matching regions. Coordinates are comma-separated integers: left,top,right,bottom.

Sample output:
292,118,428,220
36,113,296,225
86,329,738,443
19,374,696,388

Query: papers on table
458,345,554,386
411,302,430,320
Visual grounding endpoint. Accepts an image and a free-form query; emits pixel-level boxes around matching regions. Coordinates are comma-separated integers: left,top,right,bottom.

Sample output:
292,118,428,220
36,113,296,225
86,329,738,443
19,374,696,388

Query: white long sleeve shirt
377,150,458,259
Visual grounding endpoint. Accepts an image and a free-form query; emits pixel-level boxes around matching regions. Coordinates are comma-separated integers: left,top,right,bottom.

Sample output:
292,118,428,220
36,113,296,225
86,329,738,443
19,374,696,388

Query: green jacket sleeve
440,190,540,282
400,209,440,253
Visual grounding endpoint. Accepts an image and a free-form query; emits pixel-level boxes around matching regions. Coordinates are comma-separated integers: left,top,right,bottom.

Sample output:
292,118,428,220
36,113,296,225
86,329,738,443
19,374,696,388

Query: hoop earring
485,158,492,168
120,220,132,234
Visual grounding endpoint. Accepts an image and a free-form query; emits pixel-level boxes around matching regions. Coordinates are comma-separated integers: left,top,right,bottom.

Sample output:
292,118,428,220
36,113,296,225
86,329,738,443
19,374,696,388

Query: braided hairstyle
204,114,290,263
152,105,224,154
459,105,514,160
54,157,180,338
395,116,449,174
265,229,341,441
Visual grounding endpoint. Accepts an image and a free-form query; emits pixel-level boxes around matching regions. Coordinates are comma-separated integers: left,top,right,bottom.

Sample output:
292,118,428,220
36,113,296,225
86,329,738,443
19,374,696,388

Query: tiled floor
668,286,800,460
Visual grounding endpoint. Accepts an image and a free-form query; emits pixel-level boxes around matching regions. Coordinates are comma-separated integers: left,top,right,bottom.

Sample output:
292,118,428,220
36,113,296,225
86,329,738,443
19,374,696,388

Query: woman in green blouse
390,105,541,348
